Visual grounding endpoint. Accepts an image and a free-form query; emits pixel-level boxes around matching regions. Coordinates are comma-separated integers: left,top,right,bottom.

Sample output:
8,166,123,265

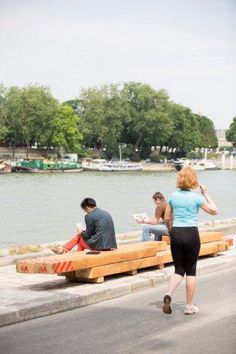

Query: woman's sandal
162,294,172,314
184,304,199,315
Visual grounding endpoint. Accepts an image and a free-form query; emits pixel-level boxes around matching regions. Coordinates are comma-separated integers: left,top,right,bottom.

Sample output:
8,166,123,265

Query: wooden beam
16,242,167,274
73,255,163,279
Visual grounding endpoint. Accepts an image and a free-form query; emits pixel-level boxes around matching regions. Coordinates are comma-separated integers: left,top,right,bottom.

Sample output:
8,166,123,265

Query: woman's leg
163,228,185,314
186,276,197,305
184,227,200,307
167,273,183,296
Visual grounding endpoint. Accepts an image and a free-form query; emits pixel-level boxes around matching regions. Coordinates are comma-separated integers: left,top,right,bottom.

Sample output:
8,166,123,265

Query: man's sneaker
162,294,172,314
184,304,199,315
50,245,64,254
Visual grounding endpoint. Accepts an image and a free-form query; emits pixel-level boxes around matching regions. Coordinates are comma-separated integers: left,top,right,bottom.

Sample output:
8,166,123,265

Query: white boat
174,159,219,171
82,158,143,172
202,160,219,170
99,161,143,172
81,159,108,171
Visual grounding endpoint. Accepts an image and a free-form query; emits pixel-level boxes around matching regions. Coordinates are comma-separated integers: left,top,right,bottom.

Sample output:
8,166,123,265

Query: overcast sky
0,0,235,129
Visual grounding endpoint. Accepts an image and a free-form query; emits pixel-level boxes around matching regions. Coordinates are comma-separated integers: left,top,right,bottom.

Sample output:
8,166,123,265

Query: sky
0,0,235,129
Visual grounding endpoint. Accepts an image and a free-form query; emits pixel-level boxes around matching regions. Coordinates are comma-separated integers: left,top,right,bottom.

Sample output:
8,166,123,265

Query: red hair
177,167,199,190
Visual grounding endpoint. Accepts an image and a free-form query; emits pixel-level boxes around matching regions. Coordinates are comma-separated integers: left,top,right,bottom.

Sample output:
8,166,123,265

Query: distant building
215,129,232,148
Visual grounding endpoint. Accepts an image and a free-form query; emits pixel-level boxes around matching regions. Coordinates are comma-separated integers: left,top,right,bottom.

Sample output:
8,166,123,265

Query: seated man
52,197,117,254
137,192,169,241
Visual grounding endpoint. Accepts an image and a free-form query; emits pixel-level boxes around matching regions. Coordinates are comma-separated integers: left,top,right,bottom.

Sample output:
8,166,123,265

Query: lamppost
204,145,211,160
118,144,126,161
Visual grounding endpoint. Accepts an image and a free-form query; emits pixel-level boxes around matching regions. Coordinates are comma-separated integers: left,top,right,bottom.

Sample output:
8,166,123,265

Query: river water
0,170,235,248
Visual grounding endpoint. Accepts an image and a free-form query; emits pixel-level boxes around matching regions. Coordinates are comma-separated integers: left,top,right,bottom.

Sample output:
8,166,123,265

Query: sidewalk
1,237,236,328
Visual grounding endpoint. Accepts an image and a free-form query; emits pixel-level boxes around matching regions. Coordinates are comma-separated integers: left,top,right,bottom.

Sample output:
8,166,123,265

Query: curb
1,250,236,328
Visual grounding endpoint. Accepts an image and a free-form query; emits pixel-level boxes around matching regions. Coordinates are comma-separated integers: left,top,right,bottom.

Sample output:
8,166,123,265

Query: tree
23,85,59,149
52,104,83,153
144,94,173,154
226,117,236,146
0,85,8,143
168,104,201,156
4,86,25,155
121,83,172,158
74,84,128,158
4,84,58,155
195,115,218,148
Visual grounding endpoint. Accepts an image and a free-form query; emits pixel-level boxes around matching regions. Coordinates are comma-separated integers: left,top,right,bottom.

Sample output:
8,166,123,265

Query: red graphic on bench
21,265,29,272
38,265,48,273
53,261,73,273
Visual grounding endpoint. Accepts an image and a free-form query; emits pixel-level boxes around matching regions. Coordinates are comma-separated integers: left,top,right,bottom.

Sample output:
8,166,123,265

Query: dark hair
152,192,165,201
80,197,97,209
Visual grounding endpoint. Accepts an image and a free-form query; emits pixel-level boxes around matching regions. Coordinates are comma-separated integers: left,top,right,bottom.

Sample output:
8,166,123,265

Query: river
0,170,235,248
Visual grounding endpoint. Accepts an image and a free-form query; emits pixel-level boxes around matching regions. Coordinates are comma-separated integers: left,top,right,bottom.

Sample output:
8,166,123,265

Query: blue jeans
142,223,169,241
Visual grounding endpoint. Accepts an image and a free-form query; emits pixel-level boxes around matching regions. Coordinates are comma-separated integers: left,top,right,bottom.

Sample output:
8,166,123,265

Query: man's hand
76,223,84,234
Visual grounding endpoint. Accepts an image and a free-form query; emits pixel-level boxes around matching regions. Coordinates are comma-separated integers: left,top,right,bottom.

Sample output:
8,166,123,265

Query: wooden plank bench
16,241,167,280
157,232,229,267
16,232,229,283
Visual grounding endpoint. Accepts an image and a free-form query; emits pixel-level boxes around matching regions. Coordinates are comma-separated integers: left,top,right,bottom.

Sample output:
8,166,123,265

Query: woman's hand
199,184,208,195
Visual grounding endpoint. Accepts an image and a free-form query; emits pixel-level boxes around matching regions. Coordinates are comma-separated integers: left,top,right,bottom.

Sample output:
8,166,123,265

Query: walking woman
163,167,217,315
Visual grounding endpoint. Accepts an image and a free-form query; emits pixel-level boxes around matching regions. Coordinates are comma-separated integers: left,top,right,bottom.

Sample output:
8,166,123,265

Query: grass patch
9,245,42,255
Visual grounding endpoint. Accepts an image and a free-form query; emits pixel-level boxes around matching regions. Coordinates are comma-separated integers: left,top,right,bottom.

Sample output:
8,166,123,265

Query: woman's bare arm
199,184,218,215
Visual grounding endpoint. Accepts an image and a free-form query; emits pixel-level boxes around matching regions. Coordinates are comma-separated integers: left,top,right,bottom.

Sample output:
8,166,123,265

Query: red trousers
63,233,91,252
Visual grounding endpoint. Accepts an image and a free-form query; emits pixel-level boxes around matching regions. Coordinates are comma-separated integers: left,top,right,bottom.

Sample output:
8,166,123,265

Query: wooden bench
16,232,229,283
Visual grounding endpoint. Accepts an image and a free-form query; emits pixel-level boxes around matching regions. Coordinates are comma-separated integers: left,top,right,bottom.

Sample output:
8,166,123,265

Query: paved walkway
0,238,236,328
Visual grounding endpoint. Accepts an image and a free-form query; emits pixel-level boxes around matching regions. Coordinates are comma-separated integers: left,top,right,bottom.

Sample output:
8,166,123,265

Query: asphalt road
0,267,236,354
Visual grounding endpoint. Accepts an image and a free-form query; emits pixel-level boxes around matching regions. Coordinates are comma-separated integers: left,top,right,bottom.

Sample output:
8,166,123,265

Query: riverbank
141,162,174,171
1,158,236,174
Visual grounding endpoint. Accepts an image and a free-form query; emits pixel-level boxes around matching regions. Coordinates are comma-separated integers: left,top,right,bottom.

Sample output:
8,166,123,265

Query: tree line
1,81,232,160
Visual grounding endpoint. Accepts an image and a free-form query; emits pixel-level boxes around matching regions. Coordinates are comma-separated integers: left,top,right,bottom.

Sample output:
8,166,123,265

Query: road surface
0,267,236,354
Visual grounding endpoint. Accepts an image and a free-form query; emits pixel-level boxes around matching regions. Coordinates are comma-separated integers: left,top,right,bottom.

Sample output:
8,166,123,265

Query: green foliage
150,154,166,163
168,104,202,154
0,81,219,159
52,104,83,153
207,151,219,159
120,83,172,158
187,151,204,160
77,84,128,158
195,115,218,148
219,146,232,152
4,85,58,151
226,117,236,146
0,85,8,142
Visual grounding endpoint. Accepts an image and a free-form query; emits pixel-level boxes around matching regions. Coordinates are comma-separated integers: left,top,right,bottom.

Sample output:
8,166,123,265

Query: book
76,223,84,233
133,212,149,223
